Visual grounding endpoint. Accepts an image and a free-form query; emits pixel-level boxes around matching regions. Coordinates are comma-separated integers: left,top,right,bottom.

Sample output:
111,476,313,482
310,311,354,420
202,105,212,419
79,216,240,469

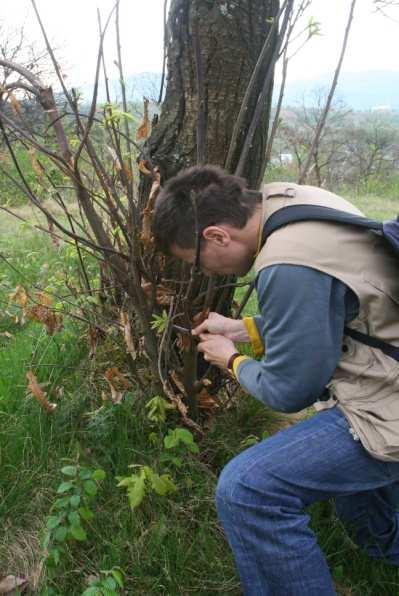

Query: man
152,165,399,595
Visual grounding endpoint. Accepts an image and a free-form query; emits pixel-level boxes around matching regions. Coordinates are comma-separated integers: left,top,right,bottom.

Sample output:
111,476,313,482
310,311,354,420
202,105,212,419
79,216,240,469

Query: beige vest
255,182,399,462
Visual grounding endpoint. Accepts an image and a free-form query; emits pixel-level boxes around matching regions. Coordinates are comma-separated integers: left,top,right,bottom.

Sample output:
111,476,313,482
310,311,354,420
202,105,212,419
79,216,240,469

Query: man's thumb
192,321,207,336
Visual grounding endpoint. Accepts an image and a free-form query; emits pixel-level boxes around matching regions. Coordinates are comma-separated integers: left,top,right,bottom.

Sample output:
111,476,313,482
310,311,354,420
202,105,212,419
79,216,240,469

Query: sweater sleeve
235,264,357,413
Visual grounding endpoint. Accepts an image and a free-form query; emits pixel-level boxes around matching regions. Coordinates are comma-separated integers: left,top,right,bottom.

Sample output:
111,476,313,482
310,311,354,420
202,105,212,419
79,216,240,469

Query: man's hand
192,312,250,342
197,333,237,370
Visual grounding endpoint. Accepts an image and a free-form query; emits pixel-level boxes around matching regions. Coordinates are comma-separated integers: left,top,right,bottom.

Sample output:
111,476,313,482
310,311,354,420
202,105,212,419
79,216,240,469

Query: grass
1,191,399,595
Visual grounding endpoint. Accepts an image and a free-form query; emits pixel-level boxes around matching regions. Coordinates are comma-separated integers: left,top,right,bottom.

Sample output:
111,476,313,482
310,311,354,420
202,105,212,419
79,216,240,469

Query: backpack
261,204,399,362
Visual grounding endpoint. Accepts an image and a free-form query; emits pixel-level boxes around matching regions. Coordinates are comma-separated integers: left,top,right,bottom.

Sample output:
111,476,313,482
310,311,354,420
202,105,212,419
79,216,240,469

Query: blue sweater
236,265,359,413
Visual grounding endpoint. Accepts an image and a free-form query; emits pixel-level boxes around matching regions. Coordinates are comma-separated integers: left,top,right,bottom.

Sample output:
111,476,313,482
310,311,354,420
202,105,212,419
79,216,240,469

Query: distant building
279,153,294,165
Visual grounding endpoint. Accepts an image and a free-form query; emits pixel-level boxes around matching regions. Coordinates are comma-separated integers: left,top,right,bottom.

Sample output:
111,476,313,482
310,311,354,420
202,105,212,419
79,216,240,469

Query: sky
0,0,398,87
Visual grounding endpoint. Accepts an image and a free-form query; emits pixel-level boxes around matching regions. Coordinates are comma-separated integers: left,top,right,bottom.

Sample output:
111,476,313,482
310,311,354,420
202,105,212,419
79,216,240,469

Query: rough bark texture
146,0,279,188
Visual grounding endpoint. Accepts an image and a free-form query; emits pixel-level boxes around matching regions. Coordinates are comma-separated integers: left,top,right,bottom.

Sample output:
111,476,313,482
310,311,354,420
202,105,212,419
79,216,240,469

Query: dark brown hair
152,165,260,253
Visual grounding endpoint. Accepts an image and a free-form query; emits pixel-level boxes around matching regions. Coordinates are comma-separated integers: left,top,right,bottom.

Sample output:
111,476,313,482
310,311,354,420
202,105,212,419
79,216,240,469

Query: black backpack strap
344,327,399,362
261,204,383,246
260,204,399,362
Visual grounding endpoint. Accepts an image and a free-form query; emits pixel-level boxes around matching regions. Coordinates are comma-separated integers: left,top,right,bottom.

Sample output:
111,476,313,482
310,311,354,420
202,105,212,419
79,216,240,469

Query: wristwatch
227,352,241,375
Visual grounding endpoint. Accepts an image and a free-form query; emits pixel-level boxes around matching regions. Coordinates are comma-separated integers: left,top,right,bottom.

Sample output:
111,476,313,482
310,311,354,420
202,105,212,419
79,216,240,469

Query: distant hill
280,70,399,111
77,69,399,112
78,72,162,105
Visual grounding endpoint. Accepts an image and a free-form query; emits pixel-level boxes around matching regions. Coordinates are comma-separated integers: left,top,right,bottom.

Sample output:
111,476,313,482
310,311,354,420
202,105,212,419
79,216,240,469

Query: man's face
171,225,255,277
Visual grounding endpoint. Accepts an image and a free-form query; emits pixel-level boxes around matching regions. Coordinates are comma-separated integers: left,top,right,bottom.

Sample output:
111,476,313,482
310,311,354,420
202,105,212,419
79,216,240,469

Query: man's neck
239,203,263,255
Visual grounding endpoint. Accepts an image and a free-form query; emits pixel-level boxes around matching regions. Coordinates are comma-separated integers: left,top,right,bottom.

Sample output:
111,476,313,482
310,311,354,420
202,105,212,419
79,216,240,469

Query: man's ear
202,225,230,246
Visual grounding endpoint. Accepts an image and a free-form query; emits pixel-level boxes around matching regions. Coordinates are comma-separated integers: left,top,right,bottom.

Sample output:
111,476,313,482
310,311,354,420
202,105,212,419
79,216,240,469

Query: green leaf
78,506,94,521
101,589,118,596
150,311,169,334
54,526,68,542
92,469,106,481
110,569,124,588
70,494,81,507
54,496,69,509
46,515,62,530
57,481,73,493
163,432,178,449
68,510,80,526
150,471,178,496
84,480,98,496
61,465,78,477
42,531,51,549
51,548,60,566
145,395,175,423
240,435,259,449
148,431,159,446
116,477,133,487
164,428,199,452
70,524,87,541
169,456,183,468
127,475,146,508
81,588,100,596
104,576,117,590
79,468,93,480
333,564,344,581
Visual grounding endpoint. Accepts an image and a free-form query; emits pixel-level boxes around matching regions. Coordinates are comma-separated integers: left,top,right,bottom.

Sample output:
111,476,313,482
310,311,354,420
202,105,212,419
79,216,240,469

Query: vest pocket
363,271,399,310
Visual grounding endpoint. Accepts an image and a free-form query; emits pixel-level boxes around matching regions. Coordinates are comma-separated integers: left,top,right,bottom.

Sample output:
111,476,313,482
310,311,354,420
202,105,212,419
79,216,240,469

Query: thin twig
193,15,206,164
158,0,169,104
225,0,288,173
235,0,294,177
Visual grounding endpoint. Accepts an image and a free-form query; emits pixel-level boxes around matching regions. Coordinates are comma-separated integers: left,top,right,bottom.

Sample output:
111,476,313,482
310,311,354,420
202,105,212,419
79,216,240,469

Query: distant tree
277,98,351,187
298,0,357,184
345,113,399,187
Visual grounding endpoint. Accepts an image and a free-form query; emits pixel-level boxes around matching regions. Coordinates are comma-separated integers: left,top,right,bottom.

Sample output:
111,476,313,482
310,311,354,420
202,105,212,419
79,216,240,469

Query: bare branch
225,0,289,173
234,0,294,177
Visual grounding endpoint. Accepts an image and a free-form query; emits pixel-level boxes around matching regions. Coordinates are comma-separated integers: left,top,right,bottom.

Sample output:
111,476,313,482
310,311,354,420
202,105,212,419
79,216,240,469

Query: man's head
152,165,261,276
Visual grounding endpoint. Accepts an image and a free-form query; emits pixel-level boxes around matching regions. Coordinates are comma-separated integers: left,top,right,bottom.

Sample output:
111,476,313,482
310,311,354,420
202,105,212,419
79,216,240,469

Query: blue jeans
216,407,399,595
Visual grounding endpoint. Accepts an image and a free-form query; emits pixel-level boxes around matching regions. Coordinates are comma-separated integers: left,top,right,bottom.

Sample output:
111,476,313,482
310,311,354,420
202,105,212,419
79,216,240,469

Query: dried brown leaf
140,166,161,248
88,327,100,360
170,370,186,395
162,380,203,436
8,91,22,116
26,371,57,413
26,304,63,335
198,388,219,411
104,367,130,404
26,292,63,335
120,311,136,359
8,285,28,309
138,159,152,176
0,574,28,594
28,148,43,178
0,331,13,339
141,281,173,306
136,98,150,140
35,292,52,307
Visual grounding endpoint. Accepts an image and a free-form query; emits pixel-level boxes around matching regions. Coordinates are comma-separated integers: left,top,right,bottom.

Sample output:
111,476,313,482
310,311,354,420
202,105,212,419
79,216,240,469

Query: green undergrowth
1,200,399,594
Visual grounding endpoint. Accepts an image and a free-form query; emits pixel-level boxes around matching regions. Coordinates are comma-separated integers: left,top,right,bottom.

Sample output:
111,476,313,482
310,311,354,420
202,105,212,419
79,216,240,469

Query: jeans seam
237,418,351,484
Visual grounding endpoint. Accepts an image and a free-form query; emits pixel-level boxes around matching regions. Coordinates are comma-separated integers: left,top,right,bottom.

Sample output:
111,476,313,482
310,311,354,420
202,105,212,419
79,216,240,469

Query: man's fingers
192,321,208,336
199,333,211,341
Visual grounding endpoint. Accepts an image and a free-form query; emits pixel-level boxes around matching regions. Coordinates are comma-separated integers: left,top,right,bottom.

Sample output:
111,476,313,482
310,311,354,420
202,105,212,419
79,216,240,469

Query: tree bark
144,0,279,190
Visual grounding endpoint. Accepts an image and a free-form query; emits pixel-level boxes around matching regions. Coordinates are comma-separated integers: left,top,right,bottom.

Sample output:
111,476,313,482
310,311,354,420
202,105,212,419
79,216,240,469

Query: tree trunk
139,0,280,419
145,0,279,188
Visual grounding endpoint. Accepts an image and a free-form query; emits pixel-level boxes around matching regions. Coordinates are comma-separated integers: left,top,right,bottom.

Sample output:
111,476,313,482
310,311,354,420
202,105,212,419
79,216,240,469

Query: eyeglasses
193,232,202,275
